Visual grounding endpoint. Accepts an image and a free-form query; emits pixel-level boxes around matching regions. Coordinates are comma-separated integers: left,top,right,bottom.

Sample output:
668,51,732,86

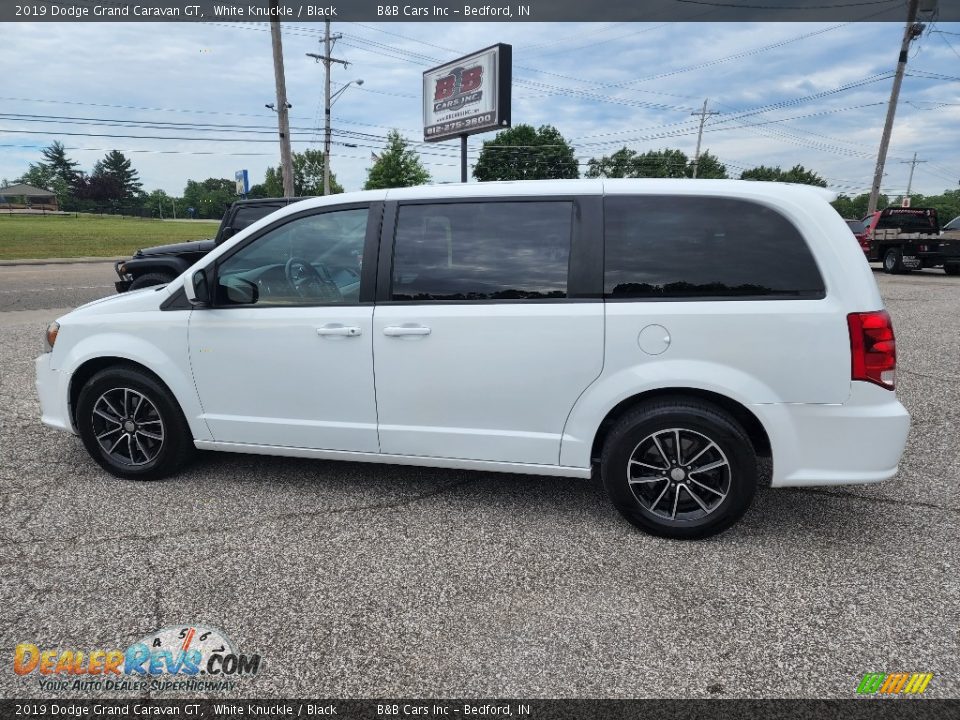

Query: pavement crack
0,478,478,548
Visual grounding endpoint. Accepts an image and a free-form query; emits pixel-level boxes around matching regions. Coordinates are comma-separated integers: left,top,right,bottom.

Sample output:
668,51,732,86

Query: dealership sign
234,169,249,196
423,44,511,143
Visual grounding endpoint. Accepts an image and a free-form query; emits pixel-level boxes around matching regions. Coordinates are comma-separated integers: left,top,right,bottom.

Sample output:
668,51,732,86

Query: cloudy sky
1,19,958,198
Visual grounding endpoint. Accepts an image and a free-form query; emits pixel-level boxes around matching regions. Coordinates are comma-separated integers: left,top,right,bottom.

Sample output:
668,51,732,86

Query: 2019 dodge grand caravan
35,179,910,538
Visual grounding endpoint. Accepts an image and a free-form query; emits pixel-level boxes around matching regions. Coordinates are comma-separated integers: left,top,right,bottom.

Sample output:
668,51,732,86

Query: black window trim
375,195,603,305
202,201,383,310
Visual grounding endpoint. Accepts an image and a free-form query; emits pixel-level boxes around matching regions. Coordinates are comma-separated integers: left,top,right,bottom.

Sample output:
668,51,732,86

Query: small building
0,183,59,211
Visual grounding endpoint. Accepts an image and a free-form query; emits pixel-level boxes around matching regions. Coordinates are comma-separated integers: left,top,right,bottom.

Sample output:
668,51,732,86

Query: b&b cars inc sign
423,43,512,142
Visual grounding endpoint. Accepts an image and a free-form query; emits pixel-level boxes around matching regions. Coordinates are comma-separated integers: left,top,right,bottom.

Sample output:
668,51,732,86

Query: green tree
263,149,343,196
246,183,270,199
473,124,579,181
17,162,56,190
92,150,143,199
686,150,728,179
145,189,173,218
182,178,236,219
364,130,431,190
584,147,640,178
831,193,889,219
41,141,80,186
585,147,696,179
740,163,827,187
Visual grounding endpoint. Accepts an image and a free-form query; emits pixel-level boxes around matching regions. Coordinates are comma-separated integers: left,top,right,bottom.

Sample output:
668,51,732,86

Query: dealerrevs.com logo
856,672,934,696
14,625,261,692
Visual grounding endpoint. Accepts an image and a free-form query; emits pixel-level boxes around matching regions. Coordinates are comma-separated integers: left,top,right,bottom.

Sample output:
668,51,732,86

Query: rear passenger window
391,202,572,301
604,196,825,299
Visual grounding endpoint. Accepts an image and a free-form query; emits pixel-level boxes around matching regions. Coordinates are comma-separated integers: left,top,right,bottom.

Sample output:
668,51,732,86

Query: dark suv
115,198,307,292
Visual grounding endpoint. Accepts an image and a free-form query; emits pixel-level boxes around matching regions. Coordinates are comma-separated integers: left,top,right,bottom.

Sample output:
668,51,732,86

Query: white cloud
0,20,957,197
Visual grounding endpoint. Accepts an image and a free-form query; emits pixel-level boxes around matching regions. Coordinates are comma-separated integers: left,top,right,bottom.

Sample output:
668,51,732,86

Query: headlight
45,321,59,351
118,263,128,275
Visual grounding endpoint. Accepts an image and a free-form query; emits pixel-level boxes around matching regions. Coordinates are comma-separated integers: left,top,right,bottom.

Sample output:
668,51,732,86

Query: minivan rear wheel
601,399,758,539
76,366,195,480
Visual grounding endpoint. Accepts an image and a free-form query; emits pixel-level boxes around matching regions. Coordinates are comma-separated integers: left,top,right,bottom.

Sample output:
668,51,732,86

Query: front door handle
317,325,362,337
383,325,431,337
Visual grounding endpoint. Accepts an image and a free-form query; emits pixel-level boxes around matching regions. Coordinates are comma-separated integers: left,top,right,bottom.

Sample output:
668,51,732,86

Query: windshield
945,216,960,232
845,220,865,234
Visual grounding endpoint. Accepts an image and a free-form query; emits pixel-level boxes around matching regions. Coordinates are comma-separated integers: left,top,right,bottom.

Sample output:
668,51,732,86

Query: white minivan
36,180,910,538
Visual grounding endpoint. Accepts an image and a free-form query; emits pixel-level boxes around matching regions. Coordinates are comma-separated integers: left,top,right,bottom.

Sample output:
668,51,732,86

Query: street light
322,80,363,193
331,78,363,106
303,68,364,194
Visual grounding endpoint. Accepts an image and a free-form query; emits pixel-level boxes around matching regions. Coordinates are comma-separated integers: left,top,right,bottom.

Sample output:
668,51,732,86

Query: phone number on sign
426,114,499,137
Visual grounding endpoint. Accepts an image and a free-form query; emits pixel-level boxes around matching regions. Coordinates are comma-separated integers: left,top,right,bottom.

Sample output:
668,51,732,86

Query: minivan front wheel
601,399,758,539
76,366,195,480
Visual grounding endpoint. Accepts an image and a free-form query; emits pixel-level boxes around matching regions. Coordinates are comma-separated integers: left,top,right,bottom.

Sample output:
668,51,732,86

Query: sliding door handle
317,325,362,337
383,325,431,337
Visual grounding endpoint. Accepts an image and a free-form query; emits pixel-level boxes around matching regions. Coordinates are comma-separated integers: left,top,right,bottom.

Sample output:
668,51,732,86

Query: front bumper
758,381,910,487
114,260,132,292
35,353,74,434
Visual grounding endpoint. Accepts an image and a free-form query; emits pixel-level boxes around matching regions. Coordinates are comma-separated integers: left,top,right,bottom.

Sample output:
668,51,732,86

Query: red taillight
847,310,897,389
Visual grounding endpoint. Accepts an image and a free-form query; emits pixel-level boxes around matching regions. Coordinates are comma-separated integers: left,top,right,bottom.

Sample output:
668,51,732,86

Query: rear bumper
757,382,910,487
35,353,74,434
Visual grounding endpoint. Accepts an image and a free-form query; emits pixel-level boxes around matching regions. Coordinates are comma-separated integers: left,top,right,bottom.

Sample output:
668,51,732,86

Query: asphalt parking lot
0,261,958,699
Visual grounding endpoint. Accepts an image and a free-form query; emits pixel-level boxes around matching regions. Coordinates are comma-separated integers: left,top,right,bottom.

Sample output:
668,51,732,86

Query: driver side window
215,207,368,306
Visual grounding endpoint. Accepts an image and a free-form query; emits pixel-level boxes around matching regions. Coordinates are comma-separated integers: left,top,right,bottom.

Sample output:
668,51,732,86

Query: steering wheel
284,257,342,302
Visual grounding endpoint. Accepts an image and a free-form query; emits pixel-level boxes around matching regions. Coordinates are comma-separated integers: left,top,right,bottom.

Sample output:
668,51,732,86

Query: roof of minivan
389,178,837,201
252,181,842,228
292,179,837,210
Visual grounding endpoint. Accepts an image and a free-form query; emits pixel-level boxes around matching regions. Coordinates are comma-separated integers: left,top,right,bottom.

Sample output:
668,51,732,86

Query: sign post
422,44,512,183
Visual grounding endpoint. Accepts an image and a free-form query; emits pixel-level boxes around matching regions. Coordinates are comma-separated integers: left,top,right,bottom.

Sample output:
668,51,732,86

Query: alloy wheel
626,428,731,521
91,388,165,466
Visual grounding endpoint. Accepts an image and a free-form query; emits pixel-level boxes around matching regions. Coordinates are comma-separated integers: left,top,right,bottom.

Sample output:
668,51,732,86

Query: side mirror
185,269,211,306
218,226,234,244
222,277,259,305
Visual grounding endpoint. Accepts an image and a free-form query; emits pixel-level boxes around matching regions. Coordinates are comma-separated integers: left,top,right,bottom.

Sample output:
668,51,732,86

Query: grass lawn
0,214,221,260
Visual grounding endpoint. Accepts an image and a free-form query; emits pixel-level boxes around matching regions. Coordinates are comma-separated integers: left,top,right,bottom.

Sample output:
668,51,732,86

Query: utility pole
690,98,720,179
269,3,295,197
307,22,349,196
867,0,924,215
901,152,926,201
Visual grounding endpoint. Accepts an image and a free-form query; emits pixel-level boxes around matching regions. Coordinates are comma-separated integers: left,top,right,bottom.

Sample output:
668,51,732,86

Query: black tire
882,247,908,274
944,263,960,277
76,365,195,481
129,272,175,291
601,398,758,539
